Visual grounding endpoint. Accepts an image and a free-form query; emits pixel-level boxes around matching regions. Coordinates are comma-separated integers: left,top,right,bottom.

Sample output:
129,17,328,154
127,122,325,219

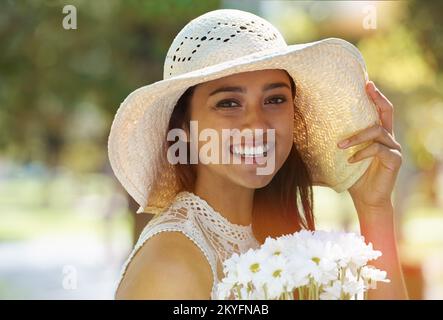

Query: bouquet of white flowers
216,230,390,300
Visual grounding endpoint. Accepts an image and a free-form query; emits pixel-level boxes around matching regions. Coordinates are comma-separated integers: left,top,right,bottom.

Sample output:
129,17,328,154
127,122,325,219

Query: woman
108,9,408,299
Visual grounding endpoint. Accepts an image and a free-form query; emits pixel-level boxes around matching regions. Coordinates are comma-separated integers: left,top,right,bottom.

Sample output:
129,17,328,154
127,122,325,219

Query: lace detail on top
113,191,260,299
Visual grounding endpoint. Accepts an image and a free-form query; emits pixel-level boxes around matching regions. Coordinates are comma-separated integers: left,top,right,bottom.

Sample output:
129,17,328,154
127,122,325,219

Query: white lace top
114,191,261,299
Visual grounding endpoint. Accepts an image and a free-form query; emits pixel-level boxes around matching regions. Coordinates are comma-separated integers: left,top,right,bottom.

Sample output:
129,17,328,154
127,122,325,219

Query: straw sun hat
107,9,379,214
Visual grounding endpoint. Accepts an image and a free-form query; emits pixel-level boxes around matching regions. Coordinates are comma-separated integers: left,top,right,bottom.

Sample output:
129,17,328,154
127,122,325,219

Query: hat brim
108,37,379,213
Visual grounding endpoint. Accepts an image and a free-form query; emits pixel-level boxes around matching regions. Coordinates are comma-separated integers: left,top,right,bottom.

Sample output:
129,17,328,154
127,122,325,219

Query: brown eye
266,96,287,105
216,99,240,108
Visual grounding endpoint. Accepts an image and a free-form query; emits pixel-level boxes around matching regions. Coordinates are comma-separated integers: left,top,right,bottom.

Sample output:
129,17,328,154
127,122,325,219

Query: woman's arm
354,201,408,299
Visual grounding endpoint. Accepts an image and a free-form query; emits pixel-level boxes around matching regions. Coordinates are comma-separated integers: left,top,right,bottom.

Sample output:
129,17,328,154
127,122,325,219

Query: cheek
274,110,295,160
196,118,240,146
274,109,294,138
194,123,233,162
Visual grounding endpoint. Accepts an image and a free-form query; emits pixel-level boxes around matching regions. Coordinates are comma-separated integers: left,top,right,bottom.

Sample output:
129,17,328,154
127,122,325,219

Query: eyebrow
208,82,291,96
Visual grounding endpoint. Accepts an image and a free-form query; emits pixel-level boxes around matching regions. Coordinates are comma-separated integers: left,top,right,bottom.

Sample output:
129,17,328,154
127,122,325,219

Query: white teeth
232,144,270,157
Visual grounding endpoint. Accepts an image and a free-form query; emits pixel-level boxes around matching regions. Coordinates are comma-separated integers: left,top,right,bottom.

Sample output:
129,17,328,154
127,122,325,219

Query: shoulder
115,231,214,300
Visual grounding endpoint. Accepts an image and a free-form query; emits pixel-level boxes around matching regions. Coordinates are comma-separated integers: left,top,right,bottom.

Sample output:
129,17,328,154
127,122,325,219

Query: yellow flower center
250,263,260,273
273,269,282,278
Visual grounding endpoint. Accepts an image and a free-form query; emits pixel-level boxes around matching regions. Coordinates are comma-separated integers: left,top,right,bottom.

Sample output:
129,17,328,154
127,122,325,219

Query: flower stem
236,285,242,300
264,284,268,300
298,287,304,300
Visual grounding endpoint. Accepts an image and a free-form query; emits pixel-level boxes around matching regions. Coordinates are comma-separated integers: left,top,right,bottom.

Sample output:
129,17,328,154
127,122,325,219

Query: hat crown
163,9,287,79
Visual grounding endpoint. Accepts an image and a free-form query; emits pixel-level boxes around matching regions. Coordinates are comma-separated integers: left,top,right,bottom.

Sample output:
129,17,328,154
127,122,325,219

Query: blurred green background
0,0,442,299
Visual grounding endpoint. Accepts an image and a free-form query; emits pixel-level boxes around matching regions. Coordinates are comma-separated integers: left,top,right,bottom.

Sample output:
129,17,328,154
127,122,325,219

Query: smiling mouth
229,142,273,158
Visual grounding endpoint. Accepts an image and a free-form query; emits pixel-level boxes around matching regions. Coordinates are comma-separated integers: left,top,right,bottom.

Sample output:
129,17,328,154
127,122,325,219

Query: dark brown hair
166,70,315,243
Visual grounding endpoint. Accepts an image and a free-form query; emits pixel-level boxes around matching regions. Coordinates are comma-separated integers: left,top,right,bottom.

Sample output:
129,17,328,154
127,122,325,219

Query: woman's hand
337,81,403,212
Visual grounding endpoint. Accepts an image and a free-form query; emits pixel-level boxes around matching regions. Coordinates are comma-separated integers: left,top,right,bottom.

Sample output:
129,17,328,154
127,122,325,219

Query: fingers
366,81,395,136
347,142,403,171
337,123,402,152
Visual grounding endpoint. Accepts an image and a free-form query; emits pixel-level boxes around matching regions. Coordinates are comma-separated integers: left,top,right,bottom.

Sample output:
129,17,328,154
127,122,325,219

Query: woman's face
188,69,295,189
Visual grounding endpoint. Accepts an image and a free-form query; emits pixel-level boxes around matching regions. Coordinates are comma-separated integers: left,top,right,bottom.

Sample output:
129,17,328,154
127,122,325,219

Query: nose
241,103,271,143
245,101,270,126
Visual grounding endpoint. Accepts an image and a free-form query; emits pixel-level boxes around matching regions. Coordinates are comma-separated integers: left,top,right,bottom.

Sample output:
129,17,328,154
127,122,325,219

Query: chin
243,176,274,189
228,167,276,189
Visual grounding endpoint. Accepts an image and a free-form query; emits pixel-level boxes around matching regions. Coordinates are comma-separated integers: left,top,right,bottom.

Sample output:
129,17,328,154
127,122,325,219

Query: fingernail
338,139,349,148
